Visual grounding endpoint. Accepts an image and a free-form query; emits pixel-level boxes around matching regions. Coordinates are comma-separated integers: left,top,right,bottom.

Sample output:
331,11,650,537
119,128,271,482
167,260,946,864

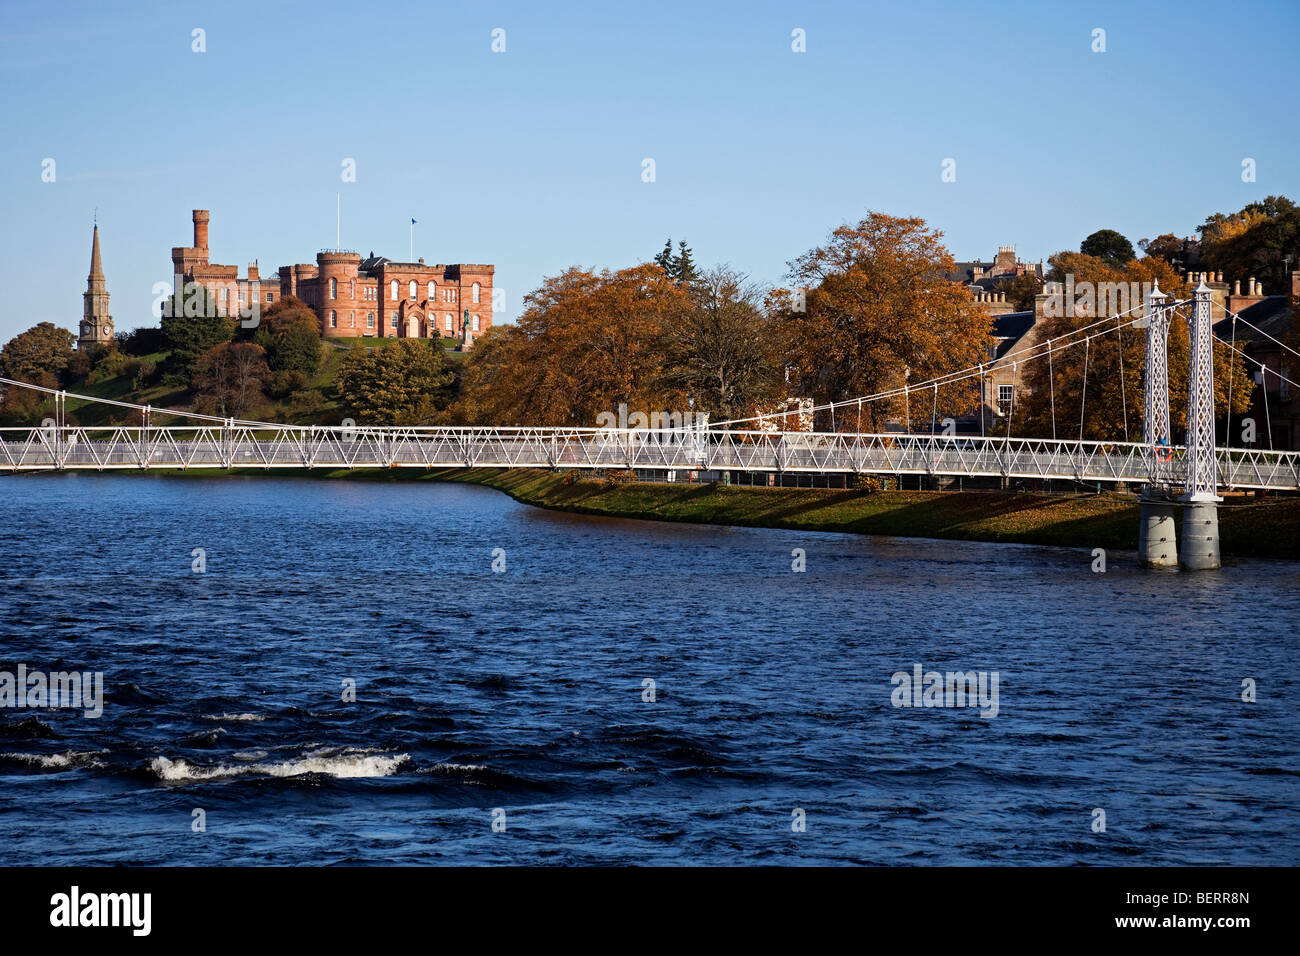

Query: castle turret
79,223,114,349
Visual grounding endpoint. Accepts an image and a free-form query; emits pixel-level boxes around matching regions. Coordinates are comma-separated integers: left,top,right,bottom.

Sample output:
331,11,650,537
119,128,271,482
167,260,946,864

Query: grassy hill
32,338,466,427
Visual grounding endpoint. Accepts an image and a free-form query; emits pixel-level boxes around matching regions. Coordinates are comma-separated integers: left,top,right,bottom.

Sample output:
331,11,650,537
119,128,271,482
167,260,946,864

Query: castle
170,210,494,342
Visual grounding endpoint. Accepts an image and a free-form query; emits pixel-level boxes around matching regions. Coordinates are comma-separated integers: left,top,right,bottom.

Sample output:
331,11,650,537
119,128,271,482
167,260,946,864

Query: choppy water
0,474,1297,865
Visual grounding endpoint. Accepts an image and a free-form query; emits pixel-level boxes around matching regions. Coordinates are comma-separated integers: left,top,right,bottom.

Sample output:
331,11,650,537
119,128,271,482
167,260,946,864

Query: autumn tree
452,264,692,426
193,341,271,418
659,266,784,421
778,212,992,431
1198,195,1300,291
1015,253,1252,442
334,339,455,425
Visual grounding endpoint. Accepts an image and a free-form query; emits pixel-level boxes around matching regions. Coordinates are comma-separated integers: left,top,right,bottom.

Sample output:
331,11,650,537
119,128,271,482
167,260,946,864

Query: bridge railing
2,426,1299,491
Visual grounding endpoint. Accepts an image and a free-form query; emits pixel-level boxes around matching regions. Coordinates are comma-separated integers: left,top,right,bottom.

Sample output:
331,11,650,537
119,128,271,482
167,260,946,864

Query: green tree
993,272,1044,312
654,239,675,276
652,238,699,287
674,240,698,286
334,339,455,424
0,322,77,387
252,296,322,377
1080,229,1136,268
1137,233,1187,267
160,285,236,382
0,322,77,422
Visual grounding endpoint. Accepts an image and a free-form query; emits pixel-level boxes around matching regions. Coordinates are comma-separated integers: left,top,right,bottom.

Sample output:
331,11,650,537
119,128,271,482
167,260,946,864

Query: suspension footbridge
3,283,1297,570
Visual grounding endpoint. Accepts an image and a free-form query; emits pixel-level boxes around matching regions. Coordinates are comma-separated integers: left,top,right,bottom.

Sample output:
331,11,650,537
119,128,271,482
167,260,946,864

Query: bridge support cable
1047,339,1057,441
1225,316,1237,452
1115,313,1129,443
1079,337,1090,443
706,297,1154,431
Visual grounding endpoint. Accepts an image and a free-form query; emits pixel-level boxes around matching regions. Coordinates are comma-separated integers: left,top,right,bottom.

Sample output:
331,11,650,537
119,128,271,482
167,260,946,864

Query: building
170,210,494,343
947,246,1044,290
79,223,114,349
980,310,1040,420
1213,271,1299,451
170,210,276,321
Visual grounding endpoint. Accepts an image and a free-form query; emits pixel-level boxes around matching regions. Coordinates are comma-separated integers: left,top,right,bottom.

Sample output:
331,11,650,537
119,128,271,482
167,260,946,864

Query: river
1,474,1297,864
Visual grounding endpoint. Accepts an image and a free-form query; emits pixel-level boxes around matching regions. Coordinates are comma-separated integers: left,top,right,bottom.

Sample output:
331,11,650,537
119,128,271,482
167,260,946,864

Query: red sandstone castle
170,210,494,342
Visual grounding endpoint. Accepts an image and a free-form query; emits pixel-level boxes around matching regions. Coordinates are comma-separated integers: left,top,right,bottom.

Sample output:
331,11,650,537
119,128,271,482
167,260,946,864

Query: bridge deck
2,426,1298,491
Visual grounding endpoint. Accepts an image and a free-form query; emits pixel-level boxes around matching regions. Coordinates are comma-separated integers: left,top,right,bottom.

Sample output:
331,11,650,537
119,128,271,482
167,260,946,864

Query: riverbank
446,469,1300,560
88,465,1300,560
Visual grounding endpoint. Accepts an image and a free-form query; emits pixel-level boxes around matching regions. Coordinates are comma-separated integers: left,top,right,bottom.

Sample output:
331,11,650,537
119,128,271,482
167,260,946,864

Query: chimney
1292,270,1300,300
193,209,210,250
1216,271,1223,283
1233,279,1241,295
1249,276,1257,295
248,261,259,281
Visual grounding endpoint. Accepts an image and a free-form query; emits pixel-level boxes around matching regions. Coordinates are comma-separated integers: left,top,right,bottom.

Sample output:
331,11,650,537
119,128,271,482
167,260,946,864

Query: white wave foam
151,749,409,782
2,750,104,770
201,713,266,722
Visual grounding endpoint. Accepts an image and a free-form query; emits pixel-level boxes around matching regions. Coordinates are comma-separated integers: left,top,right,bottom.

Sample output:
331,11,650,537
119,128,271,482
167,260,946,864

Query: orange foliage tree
451,264,693,426
777,212,992,432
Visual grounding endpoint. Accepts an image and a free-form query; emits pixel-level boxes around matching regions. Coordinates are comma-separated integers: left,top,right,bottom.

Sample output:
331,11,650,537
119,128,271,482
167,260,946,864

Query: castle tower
79,223,114,349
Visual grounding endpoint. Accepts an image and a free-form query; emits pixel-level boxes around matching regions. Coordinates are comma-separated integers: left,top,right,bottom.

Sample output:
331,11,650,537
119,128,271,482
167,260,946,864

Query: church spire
80,221,112,350
89,223,103,279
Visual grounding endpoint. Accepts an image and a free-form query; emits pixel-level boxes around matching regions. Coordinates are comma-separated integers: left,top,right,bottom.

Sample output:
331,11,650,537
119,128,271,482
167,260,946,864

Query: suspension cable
1115,314,1129,442
1047,338,1057,441
710,297,1154,428
1079,337,1091,441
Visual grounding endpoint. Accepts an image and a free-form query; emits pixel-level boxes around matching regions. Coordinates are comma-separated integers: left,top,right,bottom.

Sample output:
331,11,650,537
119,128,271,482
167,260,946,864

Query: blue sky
1,0,1297,342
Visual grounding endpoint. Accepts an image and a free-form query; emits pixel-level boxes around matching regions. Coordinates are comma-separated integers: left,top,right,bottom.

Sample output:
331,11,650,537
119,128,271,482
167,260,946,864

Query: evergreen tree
674,240,698,286
654,239,675,277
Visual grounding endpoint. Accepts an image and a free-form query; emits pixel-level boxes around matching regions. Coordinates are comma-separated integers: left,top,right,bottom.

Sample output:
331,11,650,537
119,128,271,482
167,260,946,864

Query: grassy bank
128,466,1300,560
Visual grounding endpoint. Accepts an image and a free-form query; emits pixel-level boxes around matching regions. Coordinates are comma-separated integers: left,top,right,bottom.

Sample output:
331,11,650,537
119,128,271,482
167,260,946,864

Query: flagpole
336,193,340,252
409,219,413,261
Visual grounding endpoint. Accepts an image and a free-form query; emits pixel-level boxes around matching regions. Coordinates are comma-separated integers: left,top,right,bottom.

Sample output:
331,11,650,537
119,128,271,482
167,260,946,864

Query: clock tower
79,222,114,349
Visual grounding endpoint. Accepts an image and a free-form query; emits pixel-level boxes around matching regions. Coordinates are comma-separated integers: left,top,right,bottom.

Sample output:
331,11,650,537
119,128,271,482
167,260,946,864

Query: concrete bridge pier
1178,501,1221,571
1137,497,1178,568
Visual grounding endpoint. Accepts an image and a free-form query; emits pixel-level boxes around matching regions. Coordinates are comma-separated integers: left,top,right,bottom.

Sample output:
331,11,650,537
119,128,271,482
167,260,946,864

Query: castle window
445,314,452,332
472,282,481,304
266,292,273,303
367,312,375,328
409,280,417,300
428,281,436,299
349,312,355,327
329,310,337,328
330,278,337,299
350,280,355,299
472,314,480,331
390,280,398,300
